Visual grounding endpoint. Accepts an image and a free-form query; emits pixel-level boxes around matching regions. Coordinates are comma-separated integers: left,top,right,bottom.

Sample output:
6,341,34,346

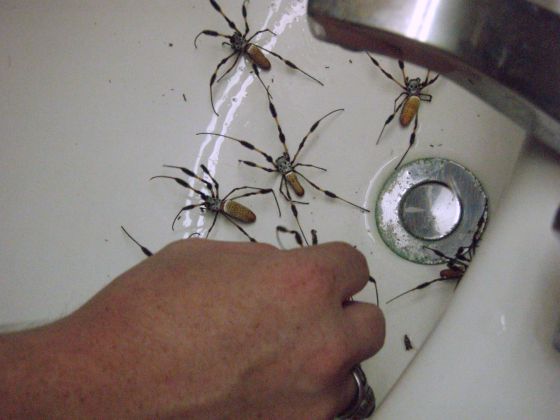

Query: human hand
1,239,384,419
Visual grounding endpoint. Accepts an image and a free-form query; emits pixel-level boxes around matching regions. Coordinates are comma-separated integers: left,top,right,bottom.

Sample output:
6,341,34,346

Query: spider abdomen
286,172,305,196
440,268,464,279
400,95,421,126
246,44,271,70
223,200,256,223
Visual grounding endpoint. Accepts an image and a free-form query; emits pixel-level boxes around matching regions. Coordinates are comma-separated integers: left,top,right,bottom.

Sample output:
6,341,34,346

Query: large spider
150,163,280,242
195,0,323,115
198,87,369,244
367,53,439,169
276,226,379,306
386,203,487,304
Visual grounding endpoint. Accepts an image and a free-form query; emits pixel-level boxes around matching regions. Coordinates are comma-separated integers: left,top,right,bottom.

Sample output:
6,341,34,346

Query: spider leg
386,275,460,304
368,276,379,306
398,60,408,84
276,225,304,248
241,0,250,36
376,95,407,145
194,30,231,48
238,159,277,173
294,170,370,212
222,213,257,242
279,176,308,205
393,92,407,111
209,51,240,116
209,0,240,33
198,132,276,165
284,181,309,246
423,72,439,88
172,203,204,231
394,112,419,170
254,45,324,86
424,246,469,270
216,52,242,83
293,163,327,172
366,53,406,89
291,108,344,164
205,211,220,239
264,90,290,156
150,176,208,200
199,164,220,196
163,164,215,194
225,186,281,217
247,29,277,43
121,226,153,257
251,63,273,98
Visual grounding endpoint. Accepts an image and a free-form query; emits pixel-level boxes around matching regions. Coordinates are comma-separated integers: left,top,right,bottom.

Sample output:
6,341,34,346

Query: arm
0,239,385,419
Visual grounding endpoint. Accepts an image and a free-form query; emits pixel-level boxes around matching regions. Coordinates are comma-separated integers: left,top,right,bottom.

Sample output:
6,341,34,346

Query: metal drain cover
376,158,488,264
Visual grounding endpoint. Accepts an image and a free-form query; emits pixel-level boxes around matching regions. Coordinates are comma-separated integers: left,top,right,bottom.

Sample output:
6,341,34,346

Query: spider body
275,154,304,196
386,203,488,304
151,164,280,242
198,88,368,244
195,0,322,115
367,54,439,169
400,92,421,126
222,199,257,223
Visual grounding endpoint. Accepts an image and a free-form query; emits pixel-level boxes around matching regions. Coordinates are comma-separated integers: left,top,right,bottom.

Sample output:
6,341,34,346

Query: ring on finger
337,365,376,419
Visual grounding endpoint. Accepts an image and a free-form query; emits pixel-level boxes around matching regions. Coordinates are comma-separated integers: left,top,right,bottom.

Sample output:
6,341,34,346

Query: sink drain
376,158,487,264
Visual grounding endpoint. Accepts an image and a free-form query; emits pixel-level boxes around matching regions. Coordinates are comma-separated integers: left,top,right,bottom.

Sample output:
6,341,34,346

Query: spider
121,226,153,257
275,226,379,306
386,203,487,304
367,53,439,169
198,87,369,244
195,0,323,115
150,163,280,242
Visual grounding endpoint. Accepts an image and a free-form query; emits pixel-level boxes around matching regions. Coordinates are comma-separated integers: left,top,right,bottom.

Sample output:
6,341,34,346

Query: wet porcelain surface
0,0,526,405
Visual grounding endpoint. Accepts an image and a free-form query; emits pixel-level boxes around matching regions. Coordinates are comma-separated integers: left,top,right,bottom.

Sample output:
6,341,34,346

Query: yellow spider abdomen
286,172,305,197
224,200,256,223
247,45,271,70
400,95,421,127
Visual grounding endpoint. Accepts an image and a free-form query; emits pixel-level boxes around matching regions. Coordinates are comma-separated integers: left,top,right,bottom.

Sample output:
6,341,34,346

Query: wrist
0,318,112,418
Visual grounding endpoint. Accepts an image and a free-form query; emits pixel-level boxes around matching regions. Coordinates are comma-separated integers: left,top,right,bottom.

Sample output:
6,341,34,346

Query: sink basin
2,0,551,414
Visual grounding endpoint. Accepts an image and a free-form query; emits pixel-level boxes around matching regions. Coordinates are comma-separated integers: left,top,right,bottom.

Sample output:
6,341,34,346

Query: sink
0,0,545,413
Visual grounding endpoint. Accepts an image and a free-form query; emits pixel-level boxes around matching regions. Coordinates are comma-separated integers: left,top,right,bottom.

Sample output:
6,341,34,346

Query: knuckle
296,257,336,296
328,242,368,273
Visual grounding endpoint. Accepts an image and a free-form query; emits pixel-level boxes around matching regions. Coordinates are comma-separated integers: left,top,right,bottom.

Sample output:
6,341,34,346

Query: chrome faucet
307,0,560,155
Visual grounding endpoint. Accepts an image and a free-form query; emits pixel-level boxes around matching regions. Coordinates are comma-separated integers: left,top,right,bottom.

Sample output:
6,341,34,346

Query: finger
342,302,386,364
168,237,279,256
325,370,360,419
307,242,370,301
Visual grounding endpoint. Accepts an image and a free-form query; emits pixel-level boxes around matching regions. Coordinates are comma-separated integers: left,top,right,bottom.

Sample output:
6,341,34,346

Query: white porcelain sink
1,1,557,417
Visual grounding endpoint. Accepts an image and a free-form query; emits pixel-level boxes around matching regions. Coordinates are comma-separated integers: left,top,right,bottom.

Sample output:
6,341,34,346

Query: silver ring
337,365,376,419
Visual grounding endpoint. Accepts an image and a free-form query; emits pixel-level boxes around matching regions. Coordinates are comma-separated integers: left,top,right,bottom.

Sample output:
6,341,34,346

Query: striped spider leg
367,53,439,169
198,88,369,243
121,226,153,257
151,163,280,242
194,0,323,115
275,226,379,306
